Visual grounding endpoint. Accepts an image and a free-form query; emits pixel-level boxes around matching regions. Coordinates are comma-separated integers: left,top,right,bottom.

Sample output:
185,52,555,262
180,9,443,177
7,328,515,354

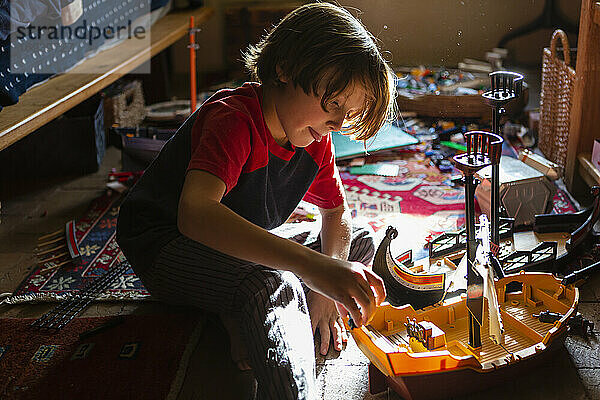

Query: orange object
189,16,197,114
347,272,578,399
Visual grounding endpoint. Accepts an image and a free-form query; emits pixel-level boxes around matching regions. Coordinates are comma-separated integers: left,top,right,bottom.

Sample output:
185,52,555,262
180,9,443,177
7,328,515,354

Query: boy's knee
353,223,375,242
236,269,305,310
350,224,376,265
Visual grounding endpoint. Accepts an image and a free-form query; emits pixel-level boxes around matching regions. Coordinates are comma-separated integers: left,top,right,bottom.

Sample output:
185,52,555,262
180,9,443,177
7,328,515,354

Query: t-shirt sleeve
187,106,252,194
302,135,345,209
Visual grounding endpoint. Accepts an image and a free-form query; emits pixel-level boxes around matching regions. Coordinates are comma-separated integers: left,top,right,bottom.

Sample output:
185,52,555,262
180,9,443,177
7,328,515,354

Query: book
349,163,401,176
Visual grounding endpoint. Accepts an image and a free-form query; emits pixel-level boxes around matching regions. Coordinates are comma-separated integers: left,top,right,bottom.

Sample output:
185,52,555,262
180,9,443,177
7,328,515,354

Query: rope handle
550,29,571,66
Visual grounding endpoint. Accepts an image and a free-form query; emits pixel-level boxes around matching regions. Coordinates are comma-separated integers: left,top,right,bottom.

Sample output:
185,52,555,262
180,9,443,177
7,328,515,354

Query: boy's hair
243,1,397,140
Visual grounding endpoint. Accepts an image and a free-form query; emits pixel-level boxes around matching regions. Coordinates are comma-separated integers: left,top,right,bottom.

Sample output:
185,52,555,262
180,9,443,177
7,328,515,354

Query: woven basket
538,30,576,178
103,80,146,128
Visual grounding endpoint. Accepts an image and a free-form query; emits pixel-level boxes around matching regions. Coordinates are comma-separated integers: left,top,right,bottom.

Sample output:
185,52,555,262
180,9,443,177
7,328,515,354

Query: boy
117,2,396,399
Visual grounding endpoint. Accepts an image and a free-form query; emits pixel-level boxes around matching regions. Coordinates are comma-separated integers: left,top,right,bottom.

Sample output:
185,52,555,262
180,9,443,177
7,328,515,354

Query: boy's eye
346,109,361,120
328,100,340,110
347,109,358,117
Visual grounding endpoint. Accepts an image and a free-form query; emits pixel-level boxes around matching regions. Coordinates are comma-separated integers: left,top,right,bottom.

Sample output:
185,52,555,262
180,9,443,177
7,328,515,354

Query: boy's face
270,80,367,148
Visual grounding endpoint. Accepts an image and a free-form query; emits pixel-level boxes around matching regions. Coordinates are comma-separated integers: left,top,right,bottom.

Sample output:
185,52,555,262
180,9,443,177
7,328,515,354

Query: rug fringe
0,291,151,305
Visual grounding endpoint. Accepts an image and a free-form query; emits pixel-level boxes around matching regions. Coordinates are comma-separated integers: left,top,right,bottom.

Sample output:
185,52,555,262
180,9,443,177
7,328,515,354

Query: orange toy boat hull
349,272,578,400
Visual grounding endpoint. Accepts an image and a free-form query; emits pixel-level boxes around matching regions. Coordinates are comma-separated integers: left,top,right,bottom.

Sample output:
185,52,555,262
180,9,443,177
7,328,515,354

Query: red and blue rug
5,189,149,303
0,312,203,399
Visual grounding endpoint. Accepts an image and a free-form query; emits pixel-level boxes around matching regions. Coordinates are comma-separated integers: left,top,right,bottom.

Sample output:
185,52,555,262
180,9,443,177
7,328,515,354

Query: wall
172,0,299,75
342,0,580,67
172,0,581,78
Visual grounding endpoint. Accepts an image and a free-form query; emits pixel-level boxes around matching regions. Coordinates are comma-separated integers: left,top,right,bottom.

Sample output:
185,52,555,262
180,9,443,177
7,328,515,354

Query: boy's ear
275,65,289,84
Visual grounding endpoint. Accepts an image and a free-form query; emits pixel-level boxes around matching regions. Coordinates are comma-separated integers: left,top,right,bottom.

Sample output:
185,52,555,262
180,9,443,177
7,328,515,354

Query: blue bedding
0,0,171,109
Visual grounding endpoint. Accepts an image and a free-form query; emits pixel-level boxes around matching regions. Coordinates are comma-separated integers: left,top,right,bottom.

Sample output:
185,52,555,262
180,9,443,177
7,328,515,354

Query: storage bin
0,96,105,197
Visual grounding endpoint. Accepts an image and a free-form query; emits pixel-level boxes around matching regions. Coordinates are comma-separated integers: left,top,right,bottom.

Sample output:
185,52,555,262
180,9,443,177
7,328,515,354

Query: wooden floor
1,146,599,400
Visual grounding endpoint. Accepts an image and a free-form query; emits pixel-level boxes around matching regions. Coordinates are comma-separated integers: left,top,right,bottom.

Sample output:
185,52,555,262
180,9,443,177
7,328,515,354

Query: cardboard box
475,156,556,227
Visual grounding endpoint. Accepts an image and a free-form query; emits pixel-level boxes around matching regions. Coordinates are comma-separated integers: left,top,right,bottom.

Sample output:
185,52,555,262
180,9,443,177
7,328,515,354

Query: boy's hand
307,291,347,355
300,260,386,327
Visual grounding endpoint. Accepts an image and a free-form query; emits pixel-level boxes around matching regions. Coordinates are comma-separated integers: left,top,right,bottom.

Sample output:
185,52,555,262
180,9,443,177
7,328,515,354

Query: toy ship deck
350,272,578,400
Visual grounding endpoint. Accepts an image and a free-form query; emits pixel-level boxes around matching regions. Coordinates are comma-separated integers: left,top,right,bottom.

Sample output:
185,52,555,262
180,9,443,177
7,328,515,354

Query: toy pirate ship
351,71,593,399
373,71,600,310
351,128,580,400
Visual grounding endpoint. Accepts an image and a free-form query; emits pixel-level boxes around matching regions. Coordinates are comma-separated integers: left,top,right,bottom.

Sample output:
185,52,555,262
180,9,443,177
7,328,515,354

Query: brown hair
243,2,396,140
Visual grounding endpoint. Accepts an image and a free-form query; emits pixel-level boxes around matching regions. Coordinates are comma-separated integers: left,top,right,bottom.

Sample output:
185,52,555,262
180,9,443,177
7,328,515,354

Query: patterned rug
4,157,577,303
342,160,465,217
0,312,203,400
340,159,466,260
4,189,149,304
340,159,577,261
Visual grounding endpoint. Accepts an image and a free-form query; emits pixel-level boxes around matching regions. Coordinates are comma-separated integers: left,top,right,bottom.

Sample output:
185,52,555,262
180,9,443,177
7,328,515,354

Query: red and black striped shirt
117,83,344,271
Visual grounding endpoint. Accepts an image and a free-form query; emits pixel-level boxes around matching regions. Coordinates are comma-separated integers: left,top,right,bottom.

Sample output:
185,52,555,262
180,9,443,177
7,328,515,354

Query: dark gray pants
134,224,374,400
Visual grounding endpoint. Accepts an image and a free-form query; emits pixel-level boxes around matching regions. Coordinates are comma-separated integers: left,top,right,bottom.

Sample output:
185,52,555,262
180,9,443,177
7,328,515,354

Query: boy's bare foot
220,313,252,371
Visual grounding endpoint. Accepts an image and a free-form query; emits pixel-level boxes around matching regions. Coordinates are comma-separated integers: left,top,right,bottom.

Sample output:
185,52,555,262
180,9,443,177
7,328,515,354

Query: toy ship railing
482,71,524,104
453,131,503,174
501,241,558,274
430,227,558,275
428,218,514,260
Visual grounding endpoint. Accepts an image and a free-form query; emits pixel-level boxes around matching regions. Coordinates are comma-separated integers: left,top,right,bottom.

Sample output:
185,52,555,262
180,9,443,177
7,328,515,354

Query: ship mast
481,71,524,256
452,71,524,348
453,131,501,348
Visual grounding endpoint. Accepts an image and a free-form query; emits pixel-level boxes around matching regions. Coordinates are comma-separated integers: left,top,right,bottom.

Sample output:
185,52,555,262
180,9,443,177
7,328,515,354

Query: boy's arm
308,201,353,355
177,169,385,326
318,202,352,261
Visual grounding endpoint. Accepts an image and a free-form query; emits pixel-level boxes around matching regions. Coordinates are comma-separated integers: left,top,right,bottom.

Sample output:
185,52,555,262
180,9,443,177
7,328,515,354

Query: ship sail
476,215,504,345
